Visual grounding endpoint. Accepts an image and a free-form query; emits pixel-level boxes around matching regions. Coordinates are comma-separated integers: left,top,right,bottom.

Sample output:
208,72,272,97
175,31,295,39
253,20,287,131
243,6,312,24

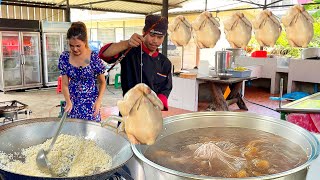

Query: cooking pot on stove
0,118,133,180
131,112,319,180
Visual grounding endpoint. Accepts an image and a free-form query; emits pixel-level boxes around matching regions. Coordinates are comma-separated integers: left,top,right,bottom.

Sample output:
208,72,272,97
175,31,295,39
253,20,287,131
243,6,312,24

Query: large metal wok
0,117,133,180
131,112,320,180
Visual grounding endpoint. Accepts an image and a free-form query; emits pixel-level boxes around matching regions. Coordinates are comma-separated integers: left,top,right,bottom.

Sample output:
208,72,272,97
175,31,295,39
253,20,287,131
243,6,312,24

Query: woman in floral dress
58,22,106,122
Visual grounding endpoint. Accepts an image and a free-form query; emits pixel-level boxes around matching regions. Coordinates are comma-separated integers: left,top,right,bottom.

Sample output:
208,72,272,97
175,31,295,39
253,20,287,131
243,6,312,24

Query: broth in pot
144,127,308,178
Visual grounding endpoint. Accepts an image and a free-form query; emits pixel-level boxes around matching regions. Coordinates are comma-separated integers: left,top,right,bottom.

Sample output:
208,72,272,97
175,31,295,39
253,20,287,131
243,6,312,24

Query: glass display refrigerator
0,19,42,92
41,21,71,86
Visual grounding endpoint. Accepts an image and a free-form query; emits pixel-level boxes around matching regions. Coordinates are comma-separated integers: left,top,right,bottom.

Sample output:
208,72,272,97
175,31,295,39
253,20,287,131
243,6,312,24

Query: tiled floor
228,86,287,119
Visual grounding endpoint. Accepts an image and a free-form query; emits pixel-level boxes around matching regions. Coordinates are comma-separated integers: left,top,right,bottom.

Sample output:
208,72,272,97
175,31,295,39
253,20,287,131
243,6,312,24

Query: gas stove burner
0,100,31,124
108,175,124,180
108,167,134,180
2,116,14,124
0,100,28,113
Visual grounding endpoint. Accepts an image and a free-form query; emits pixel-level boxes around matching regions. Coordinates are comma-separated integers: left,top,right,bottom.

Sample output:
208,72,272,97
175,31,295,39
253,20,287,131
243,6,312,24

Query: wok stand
0,100,31,124
113,166,134,180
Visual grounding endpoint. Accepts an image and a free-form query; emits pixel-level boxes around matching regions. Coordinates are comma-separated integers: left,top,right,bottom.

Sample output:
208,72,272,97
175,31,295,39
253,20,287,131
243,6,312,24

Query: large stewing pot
131,112,320,180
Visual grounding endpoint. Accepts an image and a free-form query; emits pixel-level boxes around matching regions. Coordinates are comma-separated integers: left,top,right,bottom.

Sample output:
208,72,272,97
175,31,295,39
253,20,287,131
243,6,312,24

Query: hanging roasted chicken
224,12,252,49
192,11,221,48
168,15,192,46
252,9,282,47
281,5,314,48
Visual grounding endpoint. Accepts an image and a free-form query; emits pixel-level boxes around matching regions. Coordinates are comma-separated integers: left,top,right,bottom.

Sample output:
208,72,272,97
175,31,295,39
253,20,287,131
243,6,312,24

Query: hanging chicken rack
169,1,320,15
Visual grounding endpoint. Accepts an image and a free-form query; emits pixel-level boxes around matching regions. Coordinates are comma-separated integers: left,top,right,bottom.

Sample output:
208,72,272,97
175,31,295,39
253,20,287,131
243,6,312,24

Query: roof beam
171,2,320,15
0,0,153,14
75,0,115,6
235,0,264,7
70,6,149,15
1,0,63,9
148,0,190,14
267,0,283,6
74,0,181,8
55,0,67,6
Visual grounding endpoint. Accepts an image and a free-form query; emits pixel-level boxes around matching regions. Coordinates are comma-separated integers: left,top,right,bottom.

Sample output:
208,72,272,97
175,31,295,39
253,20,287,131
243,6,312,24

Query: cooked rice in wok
0,134,112,177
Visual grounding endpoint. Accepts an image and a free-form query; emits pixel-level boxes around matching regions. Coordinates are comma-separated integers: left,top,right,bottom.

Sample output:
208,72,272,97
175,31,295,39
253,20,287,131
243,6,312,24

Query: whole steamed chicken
224,12,252,49
168,15,192,46
117,83,164,145
252,9,282,47
281,5,314,48
192,11,221,48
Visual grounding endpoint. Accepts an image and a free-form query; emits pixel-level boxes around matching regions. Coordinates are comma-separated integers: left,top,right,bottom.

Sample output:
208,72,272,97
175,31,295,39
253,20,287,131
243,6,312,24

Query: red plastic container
310,114,320,132
251,50,267,58
56,76,62,94
287,113,319,133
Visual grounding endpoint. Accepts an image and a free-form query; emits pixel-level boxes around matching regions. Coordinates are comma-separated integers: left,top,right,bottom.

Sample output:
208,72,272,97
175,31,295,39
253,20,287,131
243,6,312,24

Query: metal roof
1,0,318,16
1,0,188,15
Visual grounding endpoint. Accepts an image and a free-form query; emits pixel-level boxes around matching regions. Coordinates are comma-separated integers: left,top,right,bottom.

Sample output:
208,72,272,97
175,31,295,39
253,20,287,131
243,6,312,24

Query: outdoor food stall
0,112,319,180
1,0,320,180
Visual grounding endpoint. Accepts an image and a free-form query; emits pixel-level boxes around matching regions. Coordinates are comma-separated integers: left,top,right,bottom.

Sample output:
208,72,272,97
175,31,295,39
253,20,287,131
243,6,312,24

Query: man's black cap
143,15,168,35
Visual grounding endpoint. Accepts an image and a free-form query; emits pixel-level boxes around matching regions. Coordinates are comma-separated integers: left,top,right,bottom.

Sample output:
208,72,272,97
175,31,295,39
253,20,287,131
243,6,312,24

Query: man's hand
128,33,144,48
127,133,141,144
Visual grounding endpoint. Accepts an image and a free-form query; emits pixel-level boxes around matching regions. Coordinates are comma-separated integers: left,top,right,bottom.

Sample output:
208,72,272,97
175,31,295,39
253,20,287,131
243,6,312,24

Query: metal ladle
36,111,68,176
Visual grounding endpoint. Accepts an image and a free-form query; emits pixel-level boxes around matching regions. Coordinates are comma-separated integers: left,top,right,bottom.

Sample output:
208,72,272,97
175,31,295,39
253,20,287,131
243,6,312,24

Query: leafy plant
304,0,320,17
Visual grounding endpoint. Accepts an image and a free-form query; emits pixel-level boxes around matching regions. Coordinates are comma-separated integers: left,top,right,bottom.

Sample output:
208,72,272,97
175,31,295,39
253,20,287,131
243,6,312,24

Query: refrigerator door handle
20,54,24,65
22,54,25,65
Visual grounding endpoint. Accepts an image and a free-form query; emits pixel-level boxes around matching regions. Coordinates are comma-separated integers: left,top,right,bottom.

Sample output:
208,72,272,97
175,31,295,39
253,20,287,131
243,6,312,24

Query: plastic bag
287,113,319,133
283,92,309,100
194,141,246,172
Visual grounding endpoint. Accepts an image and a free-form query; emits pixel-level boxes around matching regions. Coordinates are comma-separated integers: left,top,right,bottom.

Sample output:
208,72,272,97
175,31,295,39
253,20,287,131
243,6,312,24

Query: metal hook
205,0,207,11
215,11,220,22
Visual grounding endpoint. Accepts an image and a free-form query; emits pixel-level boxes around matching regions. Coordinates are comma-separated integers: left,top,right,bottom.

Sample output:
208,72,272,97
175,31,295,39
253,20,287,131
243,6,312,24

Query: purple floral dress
58,51,106,122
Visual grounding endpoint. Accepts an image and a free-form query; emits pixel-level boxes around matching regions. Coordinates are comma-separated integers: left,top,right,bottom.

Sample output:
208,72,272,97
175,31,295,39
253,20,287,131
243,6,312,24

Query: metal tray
277,92,320,113
0,100,28,113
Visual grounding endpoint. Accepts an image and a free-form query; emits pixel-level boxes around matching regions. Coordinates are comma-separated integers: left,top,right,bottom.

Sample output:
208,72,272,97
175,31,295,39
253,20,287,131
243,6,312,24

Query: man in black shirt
99,15,172,110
